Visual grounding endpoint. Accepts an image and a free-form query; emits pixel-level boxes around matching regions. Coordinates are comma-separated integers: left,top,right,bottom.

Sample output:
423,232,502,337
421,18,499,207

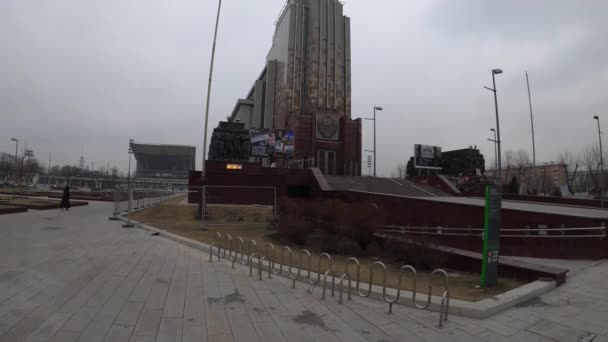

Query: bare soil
129,196,523,302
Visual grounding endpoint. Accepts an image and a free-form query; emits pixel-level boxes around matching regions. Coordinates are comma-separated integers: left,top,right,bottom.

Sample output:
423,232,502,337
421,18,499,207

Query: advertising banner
250,129,295,159
414,144,442,169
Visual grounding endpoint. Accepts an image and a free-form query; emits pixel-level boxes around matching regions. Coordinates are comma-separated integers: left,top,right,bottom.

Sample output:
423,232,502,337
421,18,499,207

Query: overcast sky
1,0,607,176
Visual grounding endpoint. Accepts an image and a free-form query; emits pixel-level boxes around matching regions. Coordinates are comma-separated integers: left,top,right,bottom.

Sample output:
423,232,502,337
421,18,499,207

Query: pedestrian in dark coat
60,185,70,210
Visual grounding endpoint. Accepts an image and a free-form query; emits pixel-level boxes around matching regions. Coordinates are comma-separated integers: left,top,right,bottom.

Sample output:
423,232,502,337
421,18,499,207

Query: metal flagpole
202,0,223,176
526,71,537,192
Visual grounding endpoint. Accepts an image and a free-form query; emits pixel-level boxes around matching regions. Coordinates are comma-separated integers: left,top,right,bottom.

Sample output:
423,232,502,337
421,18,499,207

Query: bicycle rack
320,270,336,299
273,246,292,276
209,242,218,262
344,257,361,293
385,265,416,313
308,253,332,293
431,269,450,327
358,261,387,298
248,253,268,280
231,237,244,269
264,243,275,279
338,273,352,303
214,232,222,257
244,240,257,266
248,253,258,277
222,234,232,258
289,249,311,289
206,236,450,328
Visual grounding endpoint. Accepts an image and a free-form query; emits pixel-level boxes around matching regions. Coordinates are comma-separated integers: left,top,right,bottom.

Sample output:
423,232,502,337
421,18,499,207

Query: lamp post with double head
594,115,604,208
484,68,503,186
365,106,383,177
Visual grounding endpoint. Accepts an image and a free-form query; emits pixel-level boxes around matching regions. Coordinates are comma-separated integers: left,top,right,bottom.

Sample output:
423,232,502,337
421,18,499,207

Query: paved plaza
0,202,607,342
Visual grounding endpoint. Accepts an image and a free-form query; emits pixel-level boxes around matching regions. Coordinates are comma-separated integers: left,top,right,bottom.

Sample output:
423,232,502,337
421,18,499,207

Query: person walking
60,184,70,211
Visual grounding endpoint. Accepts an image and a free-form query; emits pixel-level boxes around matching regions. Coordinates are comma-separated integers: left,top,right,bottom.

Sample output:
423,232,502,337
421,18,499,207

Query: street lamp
127,139,134,189
488,128,498,171
594,115,604,208
10,138,18,197
365,106,383,177
484,68,503,187
202,0,223,176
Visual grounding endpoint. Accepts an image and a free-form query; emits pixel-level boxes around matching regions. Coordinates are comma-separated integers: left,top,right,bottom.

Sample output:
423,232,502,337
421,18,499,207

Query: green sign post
481,183,501,287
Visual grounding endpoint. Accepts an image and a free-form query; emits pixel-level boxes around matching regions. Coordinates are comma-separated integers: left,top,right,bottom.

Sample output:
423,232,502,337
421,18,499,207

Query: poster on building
250,129,295,159
413,144,442,169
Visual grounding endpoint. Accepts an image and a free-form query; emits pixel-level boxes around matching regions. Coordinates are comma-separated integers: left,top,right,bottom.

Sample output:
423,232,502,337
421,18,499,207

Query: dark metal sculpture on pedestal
208,122,250,161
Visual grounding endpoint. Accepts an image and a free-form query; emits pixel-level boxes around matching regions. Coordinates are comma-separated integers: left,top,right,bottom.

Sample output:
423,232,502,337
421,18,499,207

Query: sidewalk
0,201,606,342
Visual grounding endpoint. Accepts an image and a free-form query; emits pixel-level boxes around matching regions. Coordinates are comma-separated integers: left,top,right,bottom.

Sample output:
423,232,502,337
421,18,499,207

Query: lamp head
10,137,17,142
374,106,383,111
594,115,599,120
490,128,495,132
492,68,503,75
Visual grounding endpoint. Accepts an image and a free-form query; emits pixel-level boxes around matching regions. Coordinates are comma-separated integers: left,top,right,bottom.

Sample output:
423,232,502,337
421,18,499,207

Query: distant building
131,143,195,181
225,0,361,176
406,147,484,177
485,163,568,195
440,147,485,176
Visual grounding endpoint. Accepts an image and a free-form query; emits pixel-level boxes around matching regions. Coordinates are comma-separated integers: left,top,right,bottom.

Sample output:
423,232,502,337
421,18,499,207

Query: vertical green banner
481,183,501,287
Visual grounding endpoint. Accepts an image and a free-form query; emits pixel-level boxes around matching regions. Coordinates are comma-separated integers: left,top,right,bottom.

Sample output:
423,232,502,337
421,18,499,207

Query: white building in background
485,163,569,195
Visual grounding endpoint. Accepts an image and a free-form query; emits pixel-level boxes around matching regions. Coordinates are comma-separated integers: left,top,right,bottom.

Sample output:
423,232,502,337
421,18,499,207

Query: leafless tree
503,149,528,185
513,149,532,193
394,163,406,179
558,151,581,195
0,153,14,182
582,144,603,191
110,167,119,179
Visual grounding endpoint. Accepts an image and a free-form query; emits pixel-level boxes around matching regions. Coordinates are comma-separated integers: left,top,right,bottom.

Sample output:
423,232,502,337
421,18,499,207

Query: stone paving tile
156,317,183,342
2,202,608,342
115,301,144,326
477,329,556,342
49,331,80,342
102,324,133,342
182,325,206,342
132,309,162,338
527,319,597,342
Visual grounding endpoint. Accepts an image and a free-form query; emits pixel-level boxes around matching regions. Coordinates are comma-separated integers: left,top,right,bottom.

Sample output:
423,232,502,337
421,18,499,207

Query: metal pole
596,117,604,208
373,107,377,178
13,139,18,198
492,73,502,187
127,152,132,189
202,0,223,176
202,186,206,229
493,130,498,171
526,71,537,192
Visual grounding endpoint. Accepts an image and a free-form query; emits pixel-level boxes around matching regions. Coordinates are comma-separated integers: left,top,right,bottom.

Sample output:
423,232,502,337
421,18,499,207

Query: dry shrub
276,198,384,254
339,201,385,251
277,216,309,245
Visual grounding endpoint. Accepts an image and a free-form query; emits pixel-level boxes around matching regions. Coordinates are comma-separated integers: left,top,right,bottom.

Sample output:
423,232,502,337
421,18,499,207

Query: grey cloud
1,0,606,176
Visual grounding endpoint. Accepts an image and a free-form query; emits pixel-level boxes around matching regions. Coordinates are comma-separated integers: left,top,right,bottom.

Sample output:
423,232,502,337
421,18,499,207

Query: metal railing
109,186,178,221
209,232,451,328
382,225,607,238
